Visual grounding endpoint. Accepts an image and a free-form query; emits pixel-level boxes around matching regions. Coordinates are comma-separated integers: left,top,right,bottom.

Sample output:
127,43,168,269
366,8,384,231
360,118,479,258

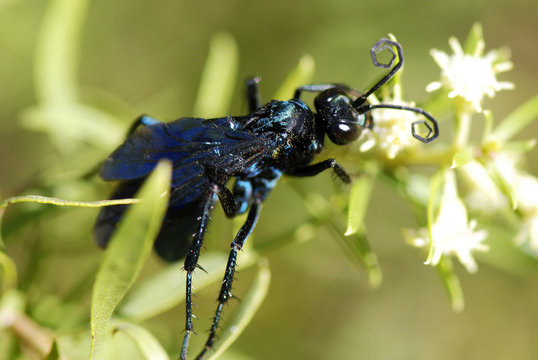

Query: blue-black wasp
94,38,439,359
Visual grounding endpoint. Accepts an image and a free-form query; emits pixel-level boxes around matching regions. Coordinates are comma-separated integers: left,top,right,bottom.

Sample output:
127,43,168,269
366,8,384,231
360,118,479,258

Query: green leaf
485,161,517,210
492,95,538,141
476,215,538,273
404,173,432,207
341,230,382,288
118,251,258,321
436,256,464,312
23,0,124,151
0,251,17,293
44,339,61,360
463,23,484,56
0,195,139,209
20,104,124,152
273,55,315,100
450,147,474,169
193,32,239,118
345,172,376,236
425,169,446,264
208,258,271,360
111,321,169,360
290,182,332,221
34,0,89,104
90,161,172,360
0,330,17,360
481,110,494,142
0,211,16,291
502,139,536,153
256,219,320,253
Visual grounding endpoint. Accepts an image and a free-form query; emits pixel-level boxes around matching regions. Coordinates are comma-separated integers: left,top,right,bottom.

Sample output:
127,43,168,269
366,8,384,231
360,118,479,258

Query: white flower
359,100,419,159
426,36,514,112
407,171,489,273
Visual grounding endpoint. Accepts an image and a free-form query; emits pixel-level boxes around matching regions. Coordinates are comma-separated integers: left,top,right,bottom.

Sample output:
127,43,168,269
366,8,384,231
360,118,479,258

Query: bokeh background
1,0,537,359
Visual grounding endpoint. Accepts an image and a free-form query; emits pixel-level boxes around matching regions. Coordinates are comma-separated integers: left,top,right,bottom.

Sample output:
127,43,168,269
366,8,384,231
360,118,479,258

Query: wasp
94,38,439,359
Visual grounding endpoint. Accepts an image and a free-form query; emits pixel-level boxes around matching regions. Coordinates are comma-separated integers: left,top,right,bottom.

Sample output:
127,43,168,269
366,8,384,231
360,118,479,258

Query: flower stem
454,109,472,150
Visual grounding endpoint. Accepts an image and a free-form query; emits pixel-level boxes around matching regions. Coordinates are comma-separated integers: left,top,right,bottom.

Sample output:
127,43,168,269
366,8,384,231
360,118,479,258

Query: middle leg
180,192,216,360
195,200,262,359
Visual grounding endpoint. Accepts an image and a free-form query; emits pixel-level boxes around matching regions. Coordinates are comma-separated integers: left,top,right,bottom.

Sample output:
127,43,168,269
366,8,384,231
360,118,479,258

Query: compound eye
327,120,361,145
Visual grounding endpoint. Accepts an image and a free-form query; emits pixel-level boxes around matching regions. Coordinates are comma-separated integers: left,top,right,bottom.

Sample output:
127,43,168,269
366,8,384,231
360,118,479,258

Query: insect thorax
248,100,323,168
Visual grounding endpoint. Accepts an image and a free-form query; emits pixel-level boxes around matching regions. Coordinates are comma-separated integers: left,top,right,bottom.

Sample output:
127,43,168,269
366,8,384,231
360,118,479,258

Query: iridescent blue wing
100,117,274,201
96,116,276,261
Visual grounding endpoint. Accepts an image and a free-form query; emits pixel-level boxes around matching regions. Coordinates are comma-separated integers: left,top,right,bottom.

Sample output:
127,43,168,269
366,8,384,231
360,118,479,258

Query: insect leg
213,183,238,218
232,179,253,215
246,77,262,112
181,192,216,360
126,114,161,136
195,200,262,360
286,159,351,183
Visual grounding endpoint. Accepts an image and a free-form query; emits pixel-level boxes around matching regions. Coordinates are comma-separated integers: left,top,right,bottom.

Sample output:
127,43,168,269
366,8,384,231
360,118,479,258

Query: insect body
94,38,439,359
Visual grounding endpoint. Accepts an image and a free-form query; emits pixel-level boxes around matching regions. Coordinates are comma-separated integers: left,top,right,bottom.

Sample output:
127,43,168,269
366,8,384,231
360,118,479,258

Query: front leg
246,77,262,112
286,159,351,183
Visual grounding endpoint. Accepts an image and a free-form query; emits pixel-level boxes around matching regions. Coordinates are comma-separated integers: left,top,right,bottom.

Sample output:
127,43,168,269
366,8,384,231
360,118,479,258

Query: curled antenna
352,38,402,106
353,38,440,143
356,103,439,143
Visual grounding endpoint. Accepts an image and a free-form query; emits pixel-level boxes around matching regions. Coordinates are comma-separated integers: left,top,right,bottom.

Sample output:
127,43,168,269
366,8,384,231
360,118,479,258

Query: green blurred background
1,0,537,359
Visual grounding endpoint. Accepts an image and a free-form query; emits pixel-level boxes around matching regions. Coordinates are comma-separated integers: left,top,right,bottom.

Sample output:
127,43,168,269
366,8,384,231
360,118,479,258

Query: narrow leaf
451,147,474,169
0,195,139,209
119,251,259,321
273,55,315,100
119,251,257,321
0,211,17,291
193,32,239,118
111,321,169,360
436,256,464,312
492,95,538,141
20,104,124,151
0,210,5,249
481,110,494,142
463,23,484,55
291,182,331,221
425,169,446,264
90,161,171,360
345,173,376,236
486,161,518,209
208,258,271,360
44,340,61,360
342,230,382,288
35,0,89,104
502,139,536,153
0,251,17,292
